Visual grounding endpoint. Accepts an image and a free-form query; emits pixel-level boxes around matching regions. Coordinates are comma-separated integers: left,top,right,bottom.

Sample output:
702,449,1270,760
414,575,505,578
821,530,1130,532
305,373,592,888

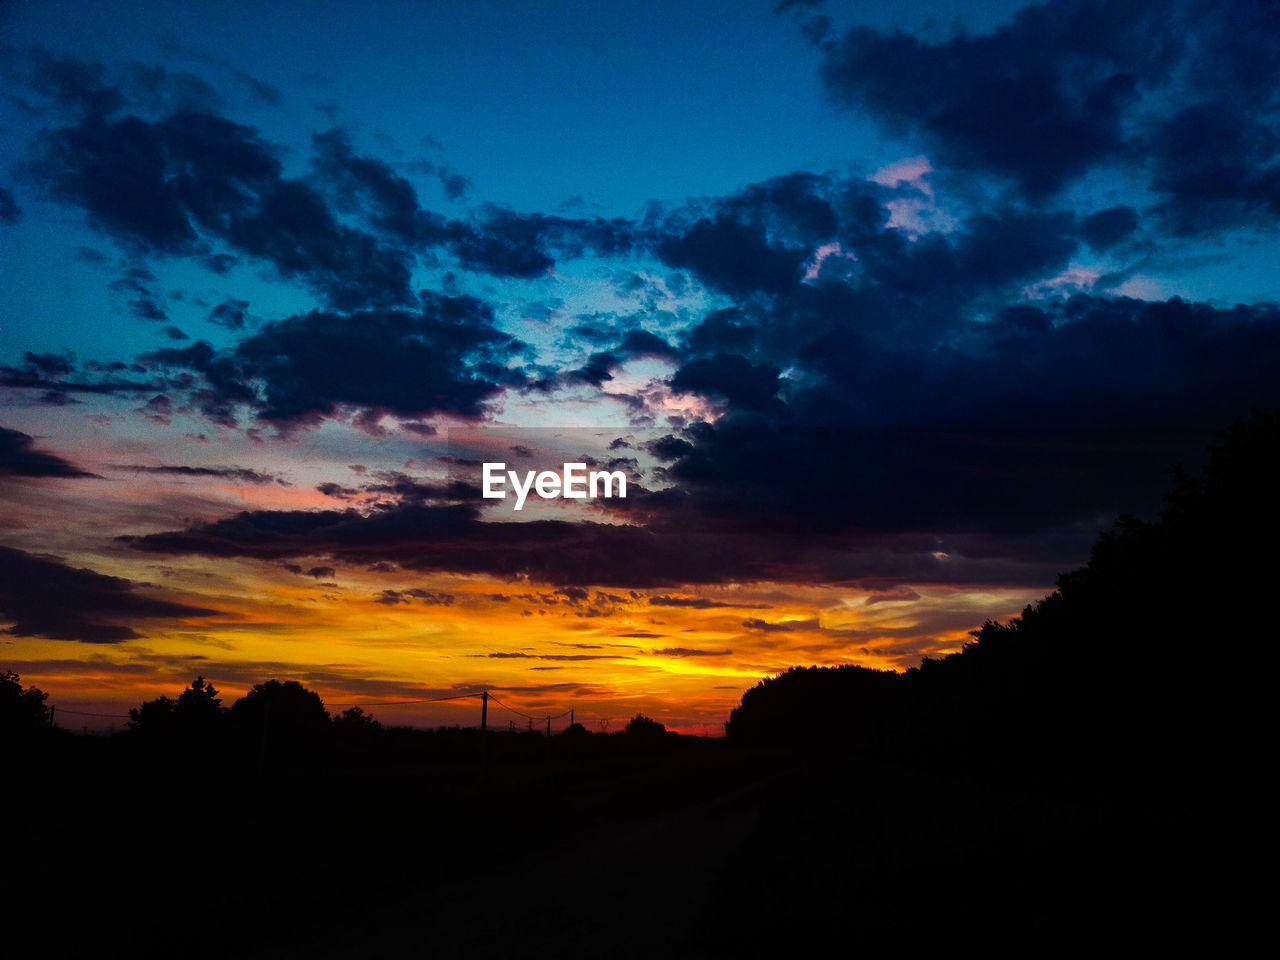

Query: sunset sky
3,0,1279,733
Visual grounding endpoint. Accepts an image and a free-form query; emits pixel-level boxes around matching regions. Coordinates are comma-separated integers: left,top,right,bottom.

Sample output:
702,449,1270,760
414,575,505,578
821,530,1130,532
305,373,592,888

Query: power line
55,708,131,718
485,693,540,720
486,694,573,723
326,693,482,707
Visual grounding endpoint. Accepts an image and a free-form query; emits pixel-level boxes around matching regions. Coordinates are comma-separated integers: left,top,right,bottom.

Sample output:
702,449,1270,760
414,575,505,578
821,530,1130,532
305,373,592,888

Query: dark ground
6,728,1253,958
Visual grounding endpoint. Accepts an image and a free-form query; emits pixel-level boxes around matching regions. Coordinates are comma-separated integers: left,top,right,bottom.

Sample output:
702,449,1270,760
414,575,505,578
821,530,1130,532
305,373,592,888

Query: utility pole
546,715,551,738
480,690,488,768
570,708,574,727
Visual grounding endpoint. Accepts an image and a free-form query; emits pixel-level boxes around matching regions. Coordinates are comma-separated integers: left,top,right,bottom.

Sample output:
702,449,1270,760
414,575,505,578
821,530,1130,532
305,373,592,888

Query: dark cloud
228,178,415,310
649,596,772,609
317,482,359,499
818,1,1173,197
0,350,160,402
619,158,1280,558
36,106,420,309
129,298,167,321
24,51,125,116
816,0,1280,229
439,167,470,200
742,618,820,633
139,294,524,427
617,329,676,359
651,647,734,657
111,464,287,484
684,309,760,355
116,500,872,588
359,472,479,504
0,425,100,479
21,352,76,378
208,297,251,330
373,588,455,606
0,187,20,224
670,354,784,411
658,211,807,297
1148,98,1280,235
0,545,220,643
472,652,633,661
231,295,523,424
1079,205,1140,250
311,128,430,245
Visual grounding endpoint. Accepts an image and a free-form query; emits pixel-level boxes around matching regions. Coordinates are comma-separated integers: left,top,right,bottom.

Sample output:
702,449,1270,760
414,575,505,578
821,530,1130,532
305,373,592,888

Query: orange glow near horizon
3,536,1040,734
0,420,1044,736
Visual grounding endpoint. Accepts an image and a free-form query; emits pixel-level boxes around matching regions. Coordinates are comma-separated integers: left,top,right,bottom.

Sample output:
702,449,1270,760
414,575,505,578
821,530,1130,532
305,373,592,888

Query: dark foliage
128,675,224,741
724,664,899,746
726,410,1278,787
1,670,52,733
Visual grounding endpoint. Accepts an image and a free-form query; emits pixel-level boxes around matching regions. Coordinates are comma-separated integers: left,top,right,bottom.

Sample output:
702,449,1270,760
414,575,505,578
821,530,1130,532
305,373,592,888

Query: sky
2,0,1278,734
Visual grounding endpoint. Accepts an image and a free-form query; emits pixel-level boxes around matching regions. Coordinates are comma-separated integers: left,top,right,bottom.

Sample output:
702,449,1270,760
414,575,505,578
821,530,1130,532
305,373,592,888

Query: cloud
651,647,734,657
649,596,772,609
0,187,20,224
110,464,287,485
818,2,1169,197
139,294,524,427
0,545,220,643
373,588,454,606
0,425,100,478
208,298,251,330
35,101,419,309
1079,205,1140,250
472,652,633,661
655,172,839,296
816,0,1280,229
742,617,820,633
233,296,523,424
670,354,784,411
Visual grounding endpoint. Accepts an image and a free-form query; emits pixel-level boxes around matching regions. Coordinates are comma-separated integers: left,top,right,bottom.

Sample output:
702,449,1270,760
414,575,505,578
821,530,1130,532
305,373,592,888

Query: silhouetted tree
231,680,329,765
176,676,222,717
1,670,51,732
333,706,380,732
725,664,899,747
728,410,1279,784
903,410,1280,780
127,694,177,733
128,677,226,740
625,714,666,738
